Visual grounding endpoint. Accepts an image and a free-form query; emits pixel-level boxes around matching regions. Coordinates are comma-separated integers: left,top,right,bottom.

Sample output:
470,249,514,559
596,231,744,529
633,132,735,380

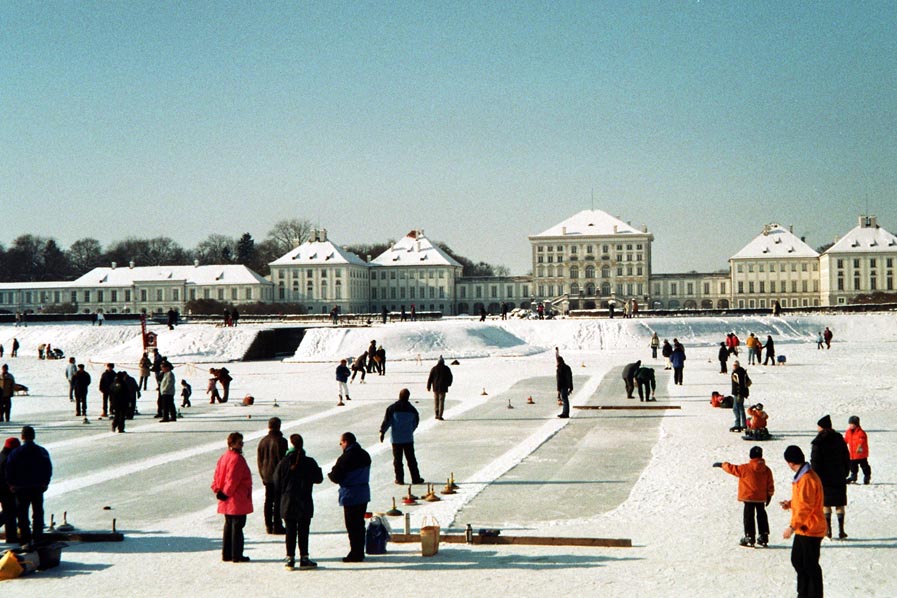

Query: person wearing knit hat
781,444,826,597
0,437,22,542
844,415,871,485
712,446,775,547
811,415,850,541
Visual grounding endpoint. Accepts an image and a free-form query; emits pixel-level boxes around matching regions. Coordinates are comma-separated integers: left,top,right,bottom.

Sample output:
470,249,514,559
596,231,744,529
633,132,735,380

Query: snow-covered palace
1,211,895,317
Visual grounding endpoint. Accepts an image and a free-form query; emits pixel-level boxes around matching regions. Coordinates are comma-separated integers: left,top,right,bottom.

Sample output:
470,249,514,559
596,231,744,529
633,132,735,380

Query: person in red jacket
212,432,254,562
844,415,871,485
714,446,775,547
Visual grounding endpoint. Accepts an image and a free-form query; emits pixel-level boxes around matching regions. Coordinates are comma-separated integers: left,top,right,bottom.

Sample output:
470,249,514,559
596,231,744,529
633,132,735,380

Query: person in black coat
762,335,776,366
811,415,850,539
718,342,729,374
99,362,116,419
622,360,641,399
5,426,52,546
273,434,323,569
730,361,750,432
109,372,130,433
0,437,21,543
426,356,453,420
72,364,91,418
556,352,574,418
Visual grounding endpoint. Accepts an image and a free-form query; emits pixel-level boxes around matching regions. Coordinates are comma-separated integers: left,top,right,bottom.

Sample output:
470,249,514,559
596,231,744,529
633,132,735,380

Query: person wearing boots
844,415,871,485
781,445,826,598
713,446,775,547
212,432,253,562
556,353,573,418
328,432,371,563
257,417,288,535
379,389,424,485
718,342,729,374
273,434,323,570
730,361,751,433
0,437,21,544
5,426,53,547
810,415,850,540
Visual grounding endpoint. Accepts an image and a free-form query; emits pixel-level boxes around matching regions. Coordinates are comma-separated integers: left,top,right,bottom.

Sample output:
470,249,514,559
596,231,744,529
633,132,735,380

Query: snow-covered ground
1,313,895,597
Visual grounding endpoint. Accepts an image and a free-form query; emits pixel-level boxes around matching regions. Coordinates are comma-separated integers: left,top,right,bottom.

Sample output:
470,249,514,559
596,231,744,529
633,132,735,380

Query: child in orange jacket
714,446,775,547
844,415,870,485
745,403,770,440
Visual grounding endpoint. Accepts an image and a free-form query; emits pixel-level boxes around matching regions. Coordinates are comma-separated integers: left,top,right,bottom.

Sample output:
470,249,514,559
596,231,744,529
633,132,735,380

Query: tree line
0,218,509,282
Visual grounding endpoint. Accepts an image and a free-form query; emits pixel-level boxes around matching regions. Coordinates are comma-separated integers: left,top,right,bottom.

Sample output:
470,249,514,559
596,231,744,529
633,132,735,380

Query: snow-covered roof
71,264,273,286
269,239,368,267
730,224,819,260
824,216,897,254
531,209,646,238
371,230,462,267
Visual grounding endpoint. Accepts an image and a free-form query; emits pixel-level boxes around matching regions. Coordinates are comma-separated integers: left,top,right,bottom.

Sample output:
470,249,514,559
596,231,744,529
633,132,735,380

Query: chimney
129,261,135,269
366,254,372,263
194,259,200,267
613,225,618,233
319,228,327,242
562,226,567,235
111,261,117,270
789,224,793,233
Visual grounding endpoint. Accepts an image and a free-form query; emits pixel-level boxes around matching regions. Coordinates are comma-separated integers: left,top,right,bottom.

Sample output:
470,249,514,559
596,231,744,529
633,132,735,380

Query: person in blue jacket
328,432,371,563
336,359,351,406
379,388,424,486
670,338,687,385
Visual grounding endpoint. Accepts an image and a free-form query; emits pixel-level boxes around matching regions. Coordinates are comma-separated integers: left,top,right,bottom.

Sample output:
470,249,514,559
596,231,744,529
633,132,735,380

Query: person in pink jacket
212,432,253,562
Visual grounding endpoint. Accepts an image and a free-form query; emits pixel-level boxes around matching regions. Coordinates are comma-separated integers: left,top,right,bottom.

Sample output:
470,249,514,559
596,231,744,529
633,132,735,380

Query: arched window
569,266,579,279
601,266,610,278
586,283,596,296
585,266,595,279
601,282,611,297
570,283,580,295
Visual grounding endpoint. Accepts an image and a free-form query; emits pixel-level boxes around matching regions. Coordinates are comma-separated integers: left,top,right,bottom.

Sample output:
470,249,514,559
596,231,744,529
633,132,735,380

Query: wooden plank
389,533,631,548
1,531,124,543
574,405,680,410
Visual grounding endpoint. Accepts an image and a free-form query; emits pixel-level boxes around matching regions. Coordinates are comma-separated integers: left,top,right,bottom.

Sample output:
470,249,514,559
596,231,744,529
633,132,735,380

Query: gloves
216,491,228,501
379,432,385,443
712,462,722,468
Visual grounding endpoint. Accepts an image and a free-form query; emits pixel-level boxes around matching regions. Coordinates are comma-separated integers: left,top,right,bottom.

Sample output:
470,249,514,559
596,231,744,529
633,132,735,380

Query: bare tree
68,238,105,273
194,234,236,264
266,218,314,256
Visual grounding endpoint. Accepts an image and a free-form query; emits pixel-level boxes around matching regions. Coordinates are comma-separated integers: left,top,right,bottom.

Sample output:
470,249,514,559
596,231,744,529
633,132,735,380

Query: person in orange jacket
745,403,770,440
781,445,826,598
713,446,775,547
844,415,871,485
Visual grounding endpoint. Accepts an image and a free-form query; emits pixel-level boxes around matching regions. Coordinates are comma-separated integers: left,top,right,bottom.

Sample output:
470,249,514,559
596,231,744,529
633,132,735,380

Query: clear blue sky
2,1,895,274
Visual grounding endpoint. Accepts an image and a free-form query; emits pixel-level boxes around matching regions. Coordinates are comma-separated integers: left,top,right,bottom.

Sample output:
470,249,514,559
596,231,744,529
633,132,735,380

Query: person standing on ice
426,356,453,421
0,437,21,543
212,432,253,562
379,388,424,485
328,432,371,563
556,352,573,418
713,446,774,548
781,445,826,598
138,352,151,391
99,362,116,419
844,415,871,485
0,364,15,423
72,363,91,418
6,426,52,547
622,360,641,398
823,327,833,349
158,361,177,422
730,360,750,433
65,356,77,402
650,332,659,359
718,342,729,374
336,359,351,406
257,417,287,535
661,339,672,370
811,415,850,540
762,335,776,366
273,433,323,570
670,339,686,385
634,364,656,401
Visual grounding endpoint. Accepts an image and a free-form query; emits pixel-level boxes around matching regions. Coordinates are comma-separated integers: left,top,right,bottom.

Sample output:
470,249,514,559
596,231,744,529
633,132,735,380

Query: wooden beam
574,405,680,410
1,531,124,542
389,533,631,548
